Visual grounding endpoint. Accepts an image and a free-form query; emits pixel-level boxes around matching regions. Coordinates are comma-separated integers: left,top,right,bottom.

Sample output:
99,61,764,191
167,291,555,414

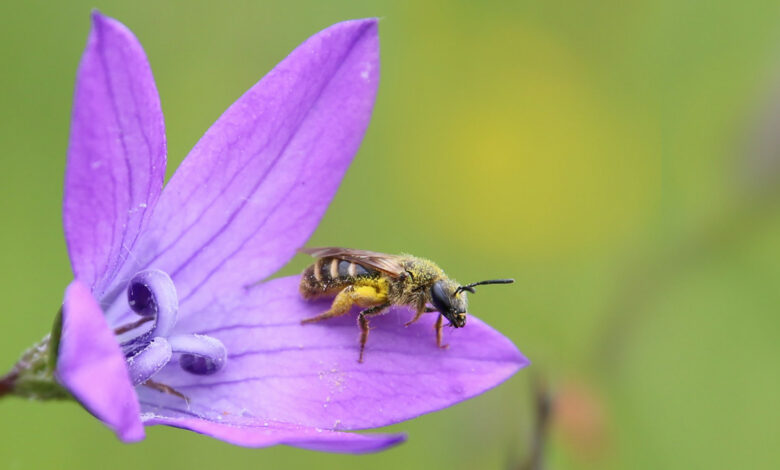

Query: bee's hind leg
301,284,389,362
358,303,390,363
301,286,358,324
435,313,449,349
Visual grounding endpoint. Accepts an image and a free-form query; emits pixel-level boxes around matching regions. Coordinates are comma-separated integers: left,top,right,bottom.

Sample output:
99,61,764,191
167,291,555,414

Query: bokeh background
1,1,779,469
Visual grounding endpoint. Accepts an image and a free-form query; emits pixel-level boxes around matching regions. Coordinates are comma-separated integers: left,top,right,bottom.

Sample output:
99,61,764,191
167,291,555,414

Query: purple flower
55,12,528,452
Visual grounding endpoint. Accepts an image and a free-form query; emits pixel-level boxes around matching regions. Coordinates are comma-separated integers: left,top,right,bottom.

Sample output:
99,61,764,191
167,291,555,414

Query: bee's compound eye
430,280,452,313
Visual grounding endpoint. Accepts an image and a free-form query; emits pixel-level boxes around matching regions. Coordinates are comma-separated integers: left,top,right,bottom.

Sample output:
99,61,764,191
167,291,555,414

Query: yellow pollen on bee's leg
300,284,387,325
301,282,390,363
351,284,387,306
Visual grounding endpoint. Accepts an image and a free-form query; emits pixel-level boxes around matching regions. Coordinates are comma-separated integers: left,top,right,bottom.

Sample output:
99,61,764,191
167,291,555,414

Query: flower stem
0,310,71,401
0,370,19,398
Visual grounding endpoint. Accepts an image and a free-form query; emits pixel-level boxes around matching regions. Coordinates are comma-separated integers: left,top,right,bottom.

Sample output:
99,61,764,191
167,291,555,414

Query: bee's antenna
456,278,514,295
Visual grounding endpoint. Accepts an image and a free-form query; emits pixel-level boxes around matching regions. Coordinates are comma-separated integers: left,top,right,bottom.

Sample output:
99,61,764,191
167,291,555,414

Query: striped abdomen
299,257,378,299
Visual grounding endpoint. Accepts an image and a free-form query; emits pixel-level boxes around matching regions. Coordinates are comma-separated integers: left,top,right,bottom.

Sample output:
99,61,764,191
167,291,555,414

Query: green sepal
8,334,70,400
0,309,70,401
48,308,63,372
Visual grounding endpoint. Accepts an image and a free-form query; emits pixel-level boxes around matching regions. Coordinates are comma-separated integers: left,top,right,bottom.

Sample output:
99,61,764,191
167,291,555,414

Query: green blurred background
1,0,779,468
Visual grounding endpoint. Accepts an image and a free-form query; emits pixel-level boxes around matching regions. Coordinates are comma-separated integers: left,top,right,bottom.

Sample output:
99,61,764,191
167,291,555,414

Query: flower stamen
127,337,171,385
121,270,227,386
113,316,153,335
143,379,190,405
169,334,227,375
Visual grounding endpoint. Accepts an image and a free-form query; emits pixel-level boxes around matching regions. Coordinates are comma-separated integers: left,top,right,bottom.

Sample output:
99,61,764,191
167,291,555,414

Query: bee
299,247,513,362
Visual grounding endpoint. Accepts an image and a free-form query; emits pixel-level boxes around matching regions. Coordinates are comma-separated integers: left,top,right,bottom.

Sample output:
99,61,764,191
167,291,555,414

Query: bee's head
430,280,468,328
430,278,515,328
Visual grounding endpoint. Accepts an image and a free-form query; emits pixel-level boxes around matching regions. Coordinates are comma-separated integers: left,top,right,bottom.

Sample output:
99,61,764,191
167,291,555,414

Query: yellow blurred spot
396,24,661,259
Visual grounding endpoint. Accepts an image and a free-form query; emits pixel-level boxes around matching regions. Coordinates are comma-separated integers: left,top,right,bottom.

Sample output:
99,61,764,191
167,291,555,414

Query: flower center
118,270,226,386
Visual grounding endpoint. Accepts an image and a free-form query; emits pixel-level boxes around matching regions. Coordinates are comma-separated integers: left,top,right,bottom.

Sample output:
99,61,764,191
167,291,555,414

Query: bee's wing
301,247,405,277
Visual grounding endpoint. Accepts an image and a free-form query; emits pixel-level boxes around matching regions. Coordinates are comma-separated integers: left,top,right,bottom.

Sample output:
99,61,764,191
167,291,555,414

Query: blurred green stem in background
515,374,553,470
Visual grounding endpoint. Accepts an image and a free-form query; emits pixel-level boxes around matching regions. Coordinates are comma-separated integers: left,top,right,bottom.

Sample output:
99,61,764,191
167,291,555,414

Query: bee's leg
435,313,449,349
404,306,426,327
300,283,388,362
404,302,437,327
358,303,390,363
301,286,358,324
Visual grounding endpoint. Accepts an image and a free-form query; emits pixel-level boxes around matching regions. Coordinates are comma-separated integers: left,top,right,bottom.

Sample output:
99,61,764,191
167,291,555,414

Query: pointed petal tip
327,17,378,29
89,10,116,32
465,314,531,369
162,277,530,432
518,351,532,368
87,11,143,53
341,17,379,29
314,17,379,50
90,9,105,22
67,7,166,294
88,10,134,42
118,424,146,443
507,340,531,368
511,351,532,378
139,14,380,294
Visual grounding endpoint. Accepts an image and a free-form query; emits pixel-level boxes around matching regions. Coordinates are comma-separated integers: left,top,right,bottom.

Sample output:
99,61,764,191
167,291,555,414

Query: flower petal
149,276,527,430
64,11,166,297
142,412,404,453
56,280,144,442
123,19,379,313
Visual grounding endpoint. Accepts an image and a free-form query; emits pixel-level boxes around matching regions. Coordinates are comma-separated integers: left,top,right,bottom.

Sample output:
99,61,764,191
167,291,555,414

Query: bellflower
5,12,528,453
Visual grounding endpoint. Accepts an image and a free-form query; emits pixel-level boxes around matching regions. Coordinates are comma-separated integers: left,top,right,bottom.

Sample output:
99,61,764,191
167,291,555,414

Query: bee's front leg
404,304,436,327
358,303,390,363
403,305,425,327
435,313,449,349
